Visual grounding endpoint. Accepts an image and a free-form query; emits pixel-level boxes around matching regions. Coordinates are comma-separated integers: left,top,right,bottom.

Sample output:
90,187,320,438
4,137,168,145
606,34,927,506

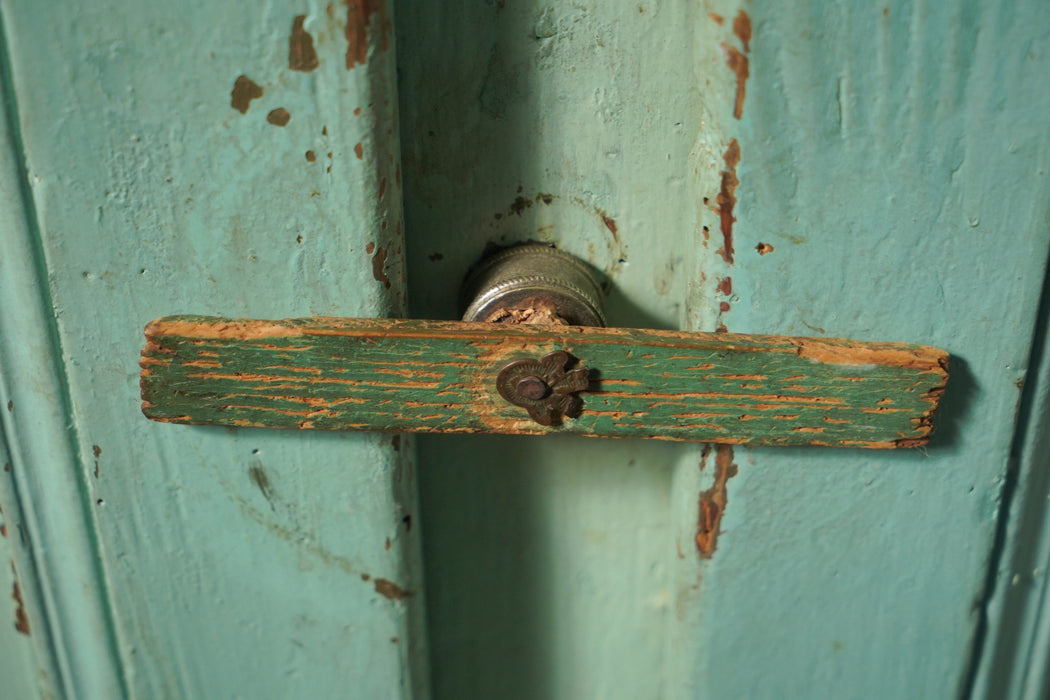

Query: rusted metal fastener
464,244,600,425
496,351,590,426
460,244,606,327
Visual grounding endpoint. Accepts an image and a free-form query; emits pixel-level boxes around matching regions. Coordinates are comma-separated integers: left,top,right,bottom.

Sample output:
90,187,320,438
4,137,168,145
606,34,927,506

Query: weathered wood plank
141,316,948,447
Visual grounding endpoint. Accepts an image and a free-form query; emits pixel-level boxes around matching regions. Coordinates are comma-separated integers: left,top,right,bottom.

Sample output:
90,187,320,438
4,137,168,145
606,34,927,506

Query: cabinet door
1,1,1049,699
0,1,426,697
395,1,1050,699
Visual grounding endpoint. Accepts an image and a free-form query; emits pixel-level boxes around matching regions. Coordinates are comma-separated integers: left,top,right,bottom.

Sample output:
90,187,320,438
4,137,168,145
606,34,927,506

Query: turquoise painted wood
394,0,1050,699
0,0,427,698
140,315,947,446
2,0,1050,699
0,431,57,698
972,275,1050,699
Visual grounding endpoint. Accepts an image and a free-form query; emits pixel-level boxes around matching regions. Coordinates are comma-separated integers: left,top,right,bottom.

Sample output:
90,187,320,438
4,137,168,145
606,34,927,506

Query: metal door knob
460,244,606,327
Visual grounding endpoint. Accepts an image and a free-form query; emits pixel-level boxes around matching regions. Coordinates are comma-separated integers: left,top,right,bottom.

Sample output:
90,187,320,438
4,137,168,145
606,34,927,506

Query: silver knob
460,244,606,327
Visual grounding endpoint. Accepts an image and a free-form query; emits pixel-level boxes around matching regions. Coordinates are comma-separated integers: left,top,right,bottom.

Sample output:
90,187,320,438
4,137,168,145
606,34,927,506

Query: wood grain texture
141,316,947,447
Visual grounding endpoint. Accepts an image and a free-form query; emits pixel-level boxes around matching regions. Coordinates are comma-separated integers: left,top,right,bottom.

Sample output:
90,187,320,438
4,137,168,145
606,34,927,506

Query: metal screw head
496,350,589,426
515,376,550,400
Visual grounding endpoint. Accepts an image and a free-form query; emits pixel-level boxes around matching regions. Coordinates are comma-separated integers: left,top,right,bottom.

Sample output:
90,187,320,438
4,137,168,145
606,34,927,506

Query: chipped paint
732,10,752,53
696,444,738,558
289,15,320,72
755,242,774,255
372,247,391,288
10,563,29,635
722,45,749,120
509,195,531,216
715,139,740,264
266,108,291,127
345,0,391,70
230,75,263,114
374,577,412,601
795,338,947,372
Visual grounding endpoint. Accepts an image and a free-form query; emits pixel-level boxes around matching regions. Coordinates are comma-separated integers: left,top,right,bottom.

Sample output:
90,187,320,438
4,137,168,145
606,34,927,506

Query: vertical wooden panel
397,0,736,696
397,1,1050,699
0,10,125,692
0,430,58,699
689,0,1050,697
971,264,1050,697
0,0,427,696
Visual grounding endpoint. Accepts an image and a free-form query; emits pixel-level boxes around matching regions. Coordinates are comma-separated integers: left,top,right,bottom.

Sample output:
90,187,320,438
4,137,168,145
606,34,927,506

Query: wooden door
1,0,1048,698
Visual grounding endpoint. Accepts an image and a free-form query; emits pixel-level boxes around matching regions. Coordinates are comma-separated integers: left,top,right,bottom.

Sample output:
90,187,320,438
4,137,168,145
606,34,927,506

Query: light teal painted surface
697,1,1050,697
0,0,426,698
972,257,1050,696
2,0,1050,698
0,429,56,700
0,17,124,693
396,1,1050,699
396,1,733,696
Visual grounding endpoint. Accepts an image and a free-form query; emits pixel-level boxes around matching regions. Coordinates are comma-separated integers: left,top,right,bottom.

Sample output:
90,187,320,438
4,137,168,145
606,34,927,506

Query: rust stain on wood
715,139,740,264
374,577,412,601
354,142,364,159
289,15,320,71
696,444,737,558
722,44,749,120
601,214,619,242
305,150,317,162
345,0,391,69
709,12,724,24
733,10,752,53
372,246,390,288
230,75,263,114
267,108,291,127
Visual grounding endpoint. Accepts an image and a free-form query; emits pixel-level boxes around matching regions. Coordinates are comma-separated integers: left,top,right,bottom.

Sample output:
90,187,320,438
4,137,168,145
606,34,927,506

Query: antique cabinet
1,0,1048,697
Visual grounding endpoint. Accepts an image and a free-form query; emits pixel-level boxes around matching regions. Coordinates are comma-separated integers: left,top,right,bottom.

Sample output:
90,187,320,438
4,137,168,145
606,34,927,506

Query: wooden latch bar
140,315,947,448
